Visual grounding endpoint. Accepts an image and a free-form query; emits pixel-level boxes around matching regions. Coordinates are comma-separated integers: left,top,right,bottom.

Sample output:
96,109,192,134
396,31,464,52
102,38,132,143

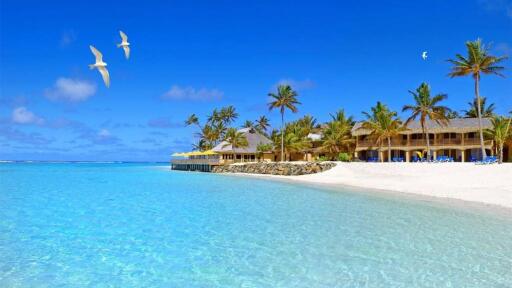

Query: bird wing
120,31,128,42
90,45,103,63
98,66,110,88
122,45,130,59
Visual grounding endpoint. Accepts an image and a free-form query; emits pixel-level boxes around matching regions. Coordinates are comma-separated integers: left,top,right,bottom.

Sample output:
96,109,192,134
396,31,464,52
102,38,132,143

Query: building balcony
356,138,493,149
171,158,223,165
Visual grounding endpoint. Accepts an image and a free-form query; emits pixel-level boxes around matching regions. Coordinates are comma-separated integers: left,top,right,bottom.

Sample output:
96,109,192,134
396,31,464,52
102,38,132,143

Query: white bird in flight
89,45,110,88
422,51,428,60
117,31,130,59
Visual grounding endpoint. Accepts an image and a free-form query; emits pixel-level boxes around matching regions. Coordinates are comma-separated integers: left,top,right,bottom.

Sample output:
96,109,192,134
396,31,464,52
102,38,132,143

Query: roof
351,118,492,136
212,128,273,154
307,133,322,141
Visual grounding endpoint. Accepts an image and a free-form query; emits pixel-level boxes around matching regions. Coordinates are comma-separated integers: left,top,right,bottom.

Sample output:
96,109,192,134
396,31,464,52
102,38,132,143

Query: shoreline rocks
212,162,336,176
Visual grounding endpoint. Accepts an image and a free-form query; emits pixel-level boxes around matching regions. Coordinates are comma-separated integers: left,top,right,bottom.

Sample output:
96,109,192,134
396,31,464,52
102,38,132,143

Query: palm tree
196,124,219,150
192,139,211,151
448,38,507,159
402,82,450,161
242,120,254,128
185,114,200,128
220,105,238,125
321,121,354,156
255,115,270,134
222,128,249,150
485,116,511,163
361,102,403,162
268,84,300,161
281,125,311,161
446,110,460,119
296,115,316,136
462,97,496,118
330,109,355,126
207,109,221,124
212,121,227,143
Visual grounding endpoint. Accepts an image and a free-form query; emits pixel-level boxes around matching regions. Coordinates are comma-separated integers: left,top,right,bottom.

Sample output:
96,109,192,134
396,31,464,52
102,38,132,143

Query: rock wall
212,162,336,176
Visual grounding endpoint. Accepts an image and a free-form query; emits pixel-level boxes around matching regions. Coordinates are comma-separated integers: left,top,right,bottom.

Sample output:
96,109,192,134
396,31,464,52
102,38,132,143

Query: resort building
171,128,273,171
352,118,511,162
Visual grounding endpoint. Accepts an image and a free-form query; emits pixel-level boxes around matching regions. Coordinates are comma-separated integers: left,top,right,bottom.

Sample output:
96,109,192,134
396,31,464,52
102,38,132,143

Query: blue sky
1,0,511,161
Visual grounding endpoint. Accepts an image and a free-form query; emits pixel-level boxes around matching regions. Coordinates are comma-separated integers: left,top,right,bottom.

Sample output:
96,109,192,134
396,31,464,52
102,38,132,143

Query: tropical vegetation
402,82,450,161
268,84,301,161
181,39,509,164
448,38,508,160
361,102,404,162
485,116,511,163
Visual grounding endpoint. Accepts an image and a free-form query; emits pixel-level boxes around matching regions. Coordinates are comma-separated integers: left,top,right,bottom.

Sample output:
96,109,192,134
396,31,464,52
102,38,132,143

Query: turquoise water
0,163,511,287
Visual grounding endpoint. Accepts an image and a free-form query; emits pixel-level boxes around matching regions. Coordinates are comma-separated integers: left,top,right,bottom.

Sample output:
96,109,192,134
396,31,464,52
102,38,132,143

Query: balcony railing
357,138,492,147
171,158,223,165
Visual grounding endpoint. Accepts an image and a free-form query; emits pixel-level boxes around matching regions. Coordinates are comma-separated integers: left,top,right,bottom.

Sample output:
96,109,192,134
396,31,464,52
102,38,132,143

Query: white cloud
275,78,315,90
45,78,97,102
98,129,111,138
162,85,223,101
11,107,44,125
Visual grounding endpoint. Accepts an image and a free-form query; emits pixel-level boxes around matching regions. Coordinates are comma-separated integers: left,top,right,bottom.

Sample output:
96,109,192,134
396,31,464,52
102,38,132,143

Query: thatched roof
212,128,272,154
351,118,492,136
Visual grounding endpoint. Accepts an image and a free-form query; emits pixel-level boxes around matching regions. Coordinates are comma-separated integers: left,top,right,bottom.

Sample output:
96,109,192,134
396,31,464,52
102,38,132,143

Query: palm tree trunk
475,75,487,160
387,137,392,162
424,126,431,161
280,111,284,162
499,143,504,164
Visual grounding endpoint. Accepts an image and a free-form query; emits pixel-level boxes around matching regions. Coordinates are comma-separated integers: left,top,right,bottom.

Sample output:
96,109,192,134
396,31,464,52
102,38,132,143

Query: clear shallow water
0,163,511,287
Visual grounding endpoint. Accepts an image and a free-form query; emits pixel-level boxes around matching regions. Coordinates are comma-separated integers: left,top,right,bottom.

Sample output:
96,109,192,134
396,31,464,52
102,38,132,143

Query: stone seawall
211,162,336,176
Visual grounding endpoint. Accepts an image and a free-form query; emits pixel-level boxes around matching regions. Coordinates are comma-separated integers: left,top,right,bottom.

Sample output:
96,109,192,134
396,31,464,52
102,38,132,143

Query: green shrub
337,152,351,162
316,156,329,162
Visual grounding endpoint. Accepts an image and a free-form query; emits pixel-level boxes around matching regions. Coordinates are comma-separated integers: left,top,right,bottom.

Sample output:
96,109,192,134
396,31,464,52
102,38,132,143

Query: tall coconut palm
402,82,450,161
195,124,220,150
485,116,511,163
361,102,403,162
448,38,507,159
462,97,496,118
242,120,254,128
220,105,238,125
446,110,460,119
268,84,300,161
255,115,270,134
212,121,227,143
207,109,221,124
222,128,249,150
185,114,200,128
330,109,355,126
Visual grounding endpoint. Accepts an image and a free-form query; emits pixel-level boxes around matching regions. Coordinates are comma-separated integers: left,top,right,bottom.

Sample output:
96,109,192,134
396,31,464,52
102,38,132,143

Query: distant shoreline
218,162,512,212
0,161,169,164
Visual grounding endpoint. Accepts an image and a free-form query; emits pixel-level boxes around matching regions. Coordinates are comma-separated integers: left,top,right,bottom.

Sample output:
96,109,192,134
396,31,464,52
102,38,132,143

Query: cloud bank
45,78,97,102
11,107,45,125
162,85,223,101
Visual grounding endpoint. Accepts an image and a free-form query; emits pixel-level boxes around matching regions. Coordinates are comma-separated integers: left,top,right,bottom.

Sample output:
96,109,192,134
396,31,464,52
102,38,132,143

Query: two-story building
351,118,508,162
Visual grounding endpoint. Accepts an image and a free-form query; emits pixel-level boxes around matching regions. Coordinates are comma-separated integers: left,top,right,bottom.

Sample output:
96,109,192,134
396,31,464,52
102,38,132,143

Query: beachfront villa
352,117,511,162
171,128,273,171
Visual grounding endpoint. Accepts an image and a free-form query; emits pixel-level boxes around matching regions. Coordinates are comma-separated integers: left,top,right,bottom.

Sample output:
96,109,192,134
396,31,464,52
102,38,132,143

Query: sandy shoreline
223,162,512,210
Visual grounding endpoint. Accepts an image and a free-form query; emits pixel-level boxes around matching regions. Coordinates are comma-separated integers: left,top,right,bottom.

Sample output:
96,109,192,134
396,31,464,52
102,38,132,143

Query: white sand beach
239,163,512,209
